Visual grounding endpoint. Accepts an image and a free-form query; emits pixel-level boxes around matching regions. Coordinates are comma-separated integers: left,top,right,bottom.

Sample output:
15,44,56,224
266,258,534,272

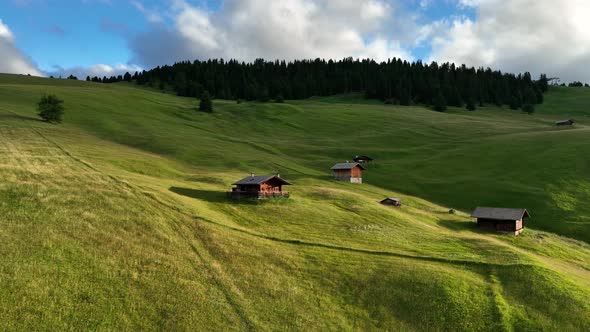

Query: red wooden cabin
230,174,291,199
331,162,365,184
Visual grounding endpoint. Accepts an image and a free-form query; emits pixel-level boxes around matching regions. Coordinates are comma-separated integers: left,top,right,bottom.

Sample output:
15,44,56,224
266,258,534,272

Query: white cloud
130,0,163,23
430,0,590,81
130,0,414,68
0,19,42,76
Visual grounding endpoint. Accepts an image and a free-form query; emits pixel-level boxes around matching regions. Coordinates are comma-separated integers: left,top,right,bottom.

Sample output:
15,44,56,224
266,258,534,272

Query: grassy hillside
0,74,589,330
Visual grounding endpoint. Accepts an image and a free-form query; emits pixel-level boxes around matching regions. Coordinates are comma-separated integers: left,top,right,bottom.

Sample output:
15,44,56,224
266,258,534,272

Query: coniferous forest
88,58,549,108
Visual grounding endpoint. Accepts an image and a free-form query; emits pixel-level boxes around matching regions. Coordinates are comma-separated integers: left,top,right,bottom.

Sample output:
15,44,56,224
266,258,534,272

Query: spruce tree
466,99,476,111
199,91,213,113
433,92,447,112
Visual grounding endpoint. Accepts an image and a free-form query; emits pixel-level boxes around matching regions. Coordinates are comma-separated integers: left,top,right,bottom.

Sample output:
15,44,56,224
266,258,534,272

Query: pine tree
433,92,447,112
509,95,521,110
199,91,213,113
466,98,476,111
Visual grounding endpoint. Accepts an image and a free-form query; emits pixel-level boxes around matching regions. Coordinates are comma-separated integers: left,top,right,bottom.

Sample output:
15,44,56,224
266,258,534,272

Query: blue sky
0,1,588,81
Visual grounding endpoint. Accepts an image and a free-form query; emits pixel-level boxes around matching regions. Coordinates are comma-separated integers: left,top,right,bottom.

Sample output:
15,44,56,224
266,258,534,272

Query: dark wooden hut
471,207,529,235
556,119,575,126
230,174,291,199
380,198,402,207
353,155,374,164
331,162,364,183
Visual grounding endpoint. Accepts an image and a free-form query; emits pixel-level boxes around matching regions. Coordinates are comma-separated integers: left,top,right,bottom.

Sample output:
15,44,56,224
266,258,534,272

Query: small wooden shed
471,207,529,235
230,174,291,199
556,119,574,126
331,162,365,184
380,198,402,207
353,155,374,164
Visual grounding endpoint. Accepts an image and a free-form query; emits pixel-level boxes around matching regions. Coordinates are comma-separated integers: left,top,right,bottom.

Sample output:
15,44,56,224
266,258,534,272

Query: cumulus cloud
430,0,590,81
0,19,42,76
130,0,415,68
48,63,143,79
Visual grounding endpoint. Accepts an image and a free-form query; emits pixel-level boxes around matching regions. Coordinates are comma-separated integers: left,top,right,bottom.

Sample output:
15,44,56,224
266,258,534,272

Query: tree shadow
0,113,43,122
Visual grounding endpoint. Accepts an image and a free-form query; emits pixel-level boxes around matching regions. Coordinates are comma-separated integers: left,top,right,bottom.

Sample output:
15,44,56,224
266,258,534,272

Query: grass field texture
0,74,589,330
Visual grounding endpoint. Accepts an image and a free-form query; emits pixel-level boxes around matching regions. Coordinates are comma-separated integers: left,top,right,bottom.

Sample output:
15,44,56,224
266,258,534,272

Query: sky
1,0,589,82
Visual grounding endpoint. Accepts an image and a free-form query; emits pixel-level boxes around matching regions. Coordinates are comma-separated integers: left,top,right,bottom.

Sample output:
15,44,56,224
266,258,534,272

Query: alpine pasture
0,74,589,330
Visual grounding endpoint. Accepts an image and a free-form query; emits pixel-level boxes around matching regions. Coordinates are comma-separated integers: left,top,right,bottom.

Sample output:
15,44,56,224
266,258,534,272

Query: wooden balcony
228,190,290,200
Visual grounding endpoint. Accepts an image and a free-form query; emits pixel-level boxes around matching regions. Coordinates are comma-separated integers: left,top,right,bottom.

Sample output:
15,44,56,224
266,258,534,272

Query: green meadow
0,74,589,330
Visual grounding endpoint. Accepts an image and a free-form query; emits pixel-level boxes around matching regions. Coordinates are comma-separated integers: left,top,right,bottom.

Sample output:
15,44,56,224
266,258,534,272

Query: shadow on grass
437,219,480,232
169,186,264,205
169,187,229,203
0,113,43,122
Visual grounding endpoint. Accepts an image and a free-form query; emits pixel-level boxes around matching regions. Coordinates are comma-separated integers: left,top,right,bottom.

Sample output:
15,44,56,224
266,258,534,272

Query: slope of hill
0,74,589,330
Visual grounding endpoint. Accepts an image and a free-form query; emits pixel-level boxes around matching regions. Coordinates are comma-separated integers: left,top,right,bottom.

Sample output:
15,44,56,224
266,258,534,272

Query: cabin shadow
437,219,479,232
169,187,261,205
169,187,229,203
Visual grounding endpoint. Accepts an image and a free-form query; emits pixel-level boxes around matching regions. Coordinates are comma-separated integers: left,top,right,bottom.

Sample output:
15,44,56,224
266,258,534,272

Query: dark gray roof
233,174,291,186
354,155,374,162
331,162,365,170
556,119,574,124
471,207,530,220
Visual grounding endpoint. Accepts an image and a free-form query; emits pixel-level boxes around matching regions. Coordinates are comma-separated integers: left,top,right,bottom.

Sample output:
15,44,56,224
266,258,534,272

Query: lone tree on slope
199,91,213,113
38,94,64,123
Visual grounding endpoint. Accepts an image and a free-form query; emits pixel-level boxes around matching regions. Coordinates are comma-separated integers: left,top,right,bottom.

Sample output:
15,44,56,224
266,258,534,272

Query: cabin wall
260,183,282,193
333,168,363,183
477,218,524,235
351,167,362,177
477,219,496,231
238,184,261,192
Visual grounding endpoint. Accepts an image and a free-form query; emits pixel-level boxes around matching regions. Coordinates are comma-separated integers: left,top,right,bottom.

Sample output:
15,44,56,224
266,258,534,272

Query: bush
466,100,476,111
522,103,535,114
449,209,456,215
199,91,213,113
275,95,284,103
37,94,64,123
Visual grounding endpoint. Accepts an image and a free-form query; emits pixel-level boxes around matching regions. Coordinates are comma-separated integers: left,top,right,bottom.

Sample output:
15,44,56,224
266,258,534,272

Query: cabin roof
233,175,291,186
381,197,402,202
556,119,574,124
331,162,365,170
471,207,530,220
354,155,374,161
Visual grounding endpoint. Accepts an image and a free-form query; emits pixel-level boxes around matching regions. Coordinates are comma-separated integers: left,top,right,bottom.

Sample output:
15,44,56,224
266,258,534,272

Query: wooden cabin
331,162,365,183
471,207,529,235
353,155,374,164
230,174,291,199
380,198,402,207
556,119,575,126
